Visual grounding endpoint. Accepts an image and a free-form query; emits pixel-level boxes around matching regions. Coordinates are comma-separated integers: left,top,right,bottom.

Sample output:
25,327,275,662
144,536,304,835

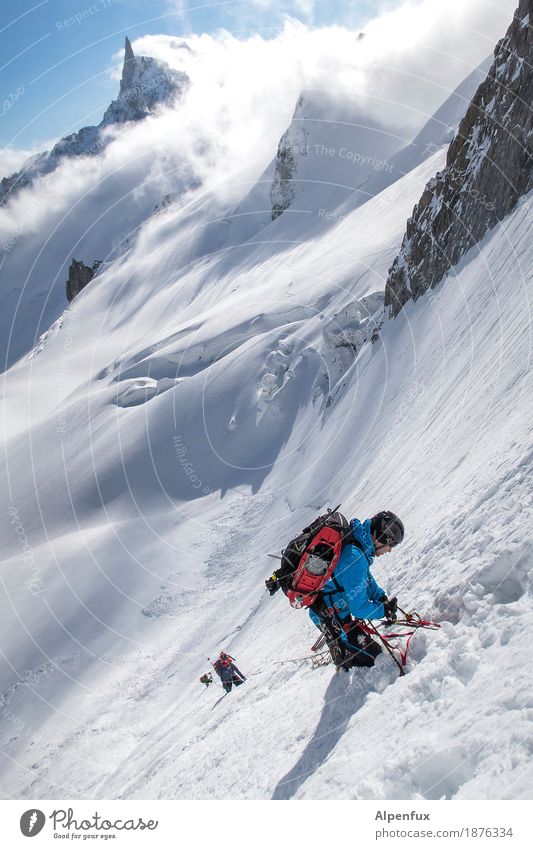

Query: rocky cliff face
270,96,307,220
66,259,102,302
384,0,533,315
1,38,189,205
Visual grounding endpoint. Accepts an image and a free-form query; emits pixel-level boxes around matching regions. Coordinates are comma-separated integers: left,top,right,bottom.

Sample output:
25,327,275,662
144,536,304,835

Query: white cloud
0,143,54,175
0,0,518,255
130,0,516,144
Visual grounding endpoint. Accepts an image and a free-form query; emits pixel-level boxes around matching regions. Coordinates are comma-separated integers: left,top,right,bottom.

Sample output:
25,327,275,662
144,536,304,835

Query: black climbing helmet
370,511,404,548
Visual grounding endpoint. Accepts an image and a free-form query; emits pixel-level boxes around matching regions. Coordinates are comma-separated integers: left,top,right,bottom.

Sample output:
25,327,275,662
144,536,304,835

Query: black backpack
265,506,353,608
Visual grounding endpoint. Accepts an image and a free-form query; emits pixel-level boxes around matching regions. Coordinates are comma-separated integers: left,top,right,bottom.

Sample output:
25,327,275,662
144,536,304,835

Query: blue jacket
309,518,386,627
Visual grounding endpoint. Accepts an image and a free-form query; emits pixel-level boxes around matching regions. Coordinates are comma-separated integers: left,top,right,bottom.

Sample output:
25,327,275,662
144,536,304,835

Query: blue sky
1,0,391,150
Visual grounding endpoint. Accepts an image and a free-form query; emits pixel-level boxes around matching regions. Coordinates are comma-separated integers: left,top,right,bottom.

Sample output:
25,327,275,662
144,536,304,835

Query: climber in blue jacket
309,511,404,670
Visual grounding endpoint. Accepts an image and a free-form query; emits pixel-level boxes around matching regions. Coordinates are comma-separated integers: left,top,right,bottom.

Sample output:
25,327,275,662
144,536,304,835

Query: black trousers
319,612,382,669
339,621,382,669
222,675,245,693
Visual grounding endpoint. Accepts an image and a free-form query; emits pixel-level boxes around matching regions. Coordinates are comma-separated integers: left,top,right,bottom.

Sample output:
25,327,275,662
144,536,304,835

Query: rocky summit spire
0,35,190,205
124,36,134,61
120,36,136,92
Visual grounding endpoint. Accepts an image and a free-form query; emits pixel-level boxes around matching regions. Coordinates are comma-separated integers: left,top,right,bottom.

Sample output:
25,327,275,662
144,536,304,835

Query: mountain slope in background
346,56,493,209
221,56,492,254
269,90,405,220
0,41,495,372
0,39,197,369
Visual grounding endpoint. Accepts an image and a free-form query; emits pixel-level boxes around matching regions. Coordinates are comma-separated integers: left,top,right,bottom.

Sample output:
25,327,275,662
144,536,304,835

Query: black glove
265,574,280,595
383,596,398,622
379,593,388,603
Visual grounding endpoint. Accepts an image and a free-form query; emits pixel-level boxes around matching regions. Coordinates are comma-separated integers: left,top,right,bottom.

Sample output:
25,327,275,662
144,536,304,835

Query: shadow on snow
272,665,381,799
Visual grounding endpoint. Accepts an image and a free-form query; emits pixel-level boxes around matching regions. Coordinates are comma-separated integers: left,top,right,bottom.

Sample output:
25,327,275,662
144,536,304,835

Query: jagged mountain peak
0,38,190,204
124,36,135,59
121,36,136,91
102,38,188,125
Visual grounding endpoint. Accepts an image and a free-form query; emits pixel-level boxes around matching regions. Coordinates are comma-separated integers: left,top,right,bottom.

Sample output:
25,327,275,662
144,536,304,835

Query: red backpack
265,507,352,608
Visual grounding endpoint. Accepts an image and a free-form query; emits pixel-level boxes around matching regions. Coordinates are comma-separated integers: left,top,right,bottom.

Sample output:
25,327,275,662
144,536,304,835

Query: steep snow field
1,154,531,797
0,34,532,798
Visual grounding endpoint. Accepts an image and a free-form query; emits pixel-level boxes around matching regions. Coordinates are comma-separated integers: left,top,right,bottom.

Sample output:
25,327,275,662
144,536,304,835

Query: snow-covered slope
1,150,443,533
0,39,194,370
269,90,405,219
219,57,493,257
346,56,493,209
1,154,531,799
0,11,532,802
192,87,407,264
0,45,493,372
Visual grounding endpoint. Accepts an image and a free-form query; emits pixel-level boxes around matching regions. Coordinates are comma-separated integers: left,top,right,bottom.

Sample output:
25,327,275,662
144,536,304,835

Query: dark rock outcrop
270,96,306,220
385,0,533,315
66,259,102,302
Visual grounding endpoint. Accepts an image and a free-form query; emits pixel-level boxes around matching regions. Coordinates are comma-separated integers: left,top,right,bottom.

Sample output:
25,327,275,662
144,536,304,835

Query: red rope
362,615,441,668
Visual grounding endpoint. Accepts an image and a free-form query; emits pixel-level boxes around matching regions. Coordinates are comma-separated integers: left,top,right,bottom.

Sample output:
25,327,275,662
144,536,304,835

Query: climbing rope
197,611,441,686
363,611,441,674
